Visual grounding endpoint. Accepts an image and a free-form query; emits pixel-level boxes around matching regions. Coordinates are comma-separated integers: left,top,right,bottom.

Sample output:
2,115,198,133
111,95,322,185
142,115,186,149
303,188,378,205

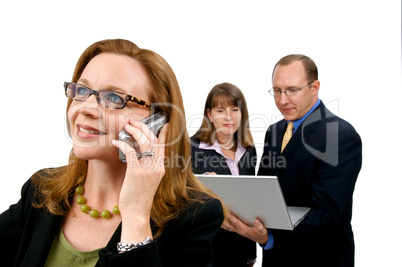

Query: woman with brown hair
0,39,224,266
191,82,257,266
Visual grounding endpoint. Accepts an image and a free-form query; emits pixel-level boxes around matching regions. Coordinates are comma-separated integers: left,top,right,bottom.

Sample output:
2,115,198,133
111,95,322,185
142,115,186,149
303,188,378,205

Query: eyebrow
76,78,128,94
76,78,90,87
213,104,239,109
273,85,299,90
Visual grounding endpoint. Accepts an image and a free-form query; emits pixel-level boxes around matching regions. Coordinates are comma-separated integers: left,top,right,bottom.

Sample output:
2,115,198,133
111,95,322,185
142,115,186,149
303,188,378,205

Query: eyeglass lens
65,83,126,109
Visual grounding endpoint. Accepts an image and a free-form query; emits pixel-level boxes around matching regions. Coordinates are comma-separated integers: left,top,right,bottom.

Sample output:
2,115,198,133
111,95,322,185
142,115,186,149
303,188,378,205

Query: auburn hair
32,39,225,237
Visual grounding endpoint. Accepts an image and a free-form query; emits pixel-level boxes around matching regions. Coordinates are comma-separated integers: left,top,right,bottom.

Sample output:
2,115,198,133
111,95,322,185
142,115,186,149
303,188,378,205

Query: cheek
102,111,133,139
212,115,224,124
274,98,281,107
67,106,76,133
67,102,76,120
236,112,242,122
286,97,299,110
104,113,126,138
105,109,152,136
295,98,309,112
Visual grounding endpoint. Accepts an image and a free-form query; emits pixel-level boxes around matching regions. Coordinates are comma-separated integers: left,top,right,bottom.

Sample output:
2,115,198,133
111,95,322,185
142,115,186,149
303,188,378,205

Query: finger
228,214,253,236
226,216,249,236
253,219,269,244
221,218,232,231
112,139,139,162
228,214,242,227
132,118,164,144
254,219,268,235
125,121,154,150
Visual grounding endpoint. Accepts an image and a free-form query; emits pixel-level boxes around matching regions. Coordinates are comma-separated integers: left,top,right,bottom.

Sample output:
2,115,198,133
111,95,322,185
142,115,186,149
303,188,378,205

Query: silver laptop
196,174,310,230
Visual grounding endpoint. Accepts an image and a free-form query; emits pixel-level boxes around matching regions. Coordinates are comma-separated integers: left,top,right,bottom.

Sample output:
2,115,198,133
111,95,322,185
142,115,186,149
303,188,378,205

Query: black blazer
0,173,224,267
191,136,257,267
258,102,362,267
191,137,257,176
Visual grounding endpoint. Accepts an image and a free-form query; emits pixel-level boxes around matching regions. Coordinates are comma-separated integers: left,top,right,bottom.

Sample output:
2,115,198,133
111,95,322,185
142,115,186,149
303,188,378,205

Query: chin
73,145,118,161
217,130,236,137
282,114,296,121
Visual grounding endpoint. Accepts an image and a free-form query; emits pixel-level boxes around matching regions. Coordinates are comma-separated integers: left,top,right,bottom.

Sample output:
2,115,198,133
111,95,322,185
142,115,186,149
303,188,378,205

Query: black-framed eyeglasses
64,82,152,110
268,81,315,97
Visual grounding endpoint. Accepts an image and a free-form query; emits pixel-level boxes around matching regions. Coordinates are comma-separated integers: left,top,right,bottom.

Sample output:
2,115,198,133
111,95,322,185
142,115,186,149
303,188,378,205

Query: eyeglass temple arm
126,95,152,109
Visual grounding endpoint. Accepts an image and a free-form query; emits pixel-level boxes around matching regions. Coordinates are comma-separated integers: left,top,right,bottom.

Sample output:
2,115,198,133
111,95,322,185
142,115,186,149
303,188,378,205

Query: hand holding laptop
222,214,268,245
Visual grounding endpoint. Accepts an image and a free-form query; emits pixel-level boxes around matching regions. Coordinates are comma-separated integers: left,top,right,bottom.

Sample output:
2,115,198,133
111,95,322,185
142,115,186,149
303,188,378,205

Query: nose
223,109,234,121
278,91,289,105
77,95,101,119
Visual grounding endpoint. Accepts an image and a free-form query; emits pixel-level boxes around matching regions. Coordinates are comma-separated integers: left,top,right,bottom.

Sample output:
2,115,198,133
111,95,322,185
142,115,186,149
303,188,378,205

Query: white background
0,1,401,266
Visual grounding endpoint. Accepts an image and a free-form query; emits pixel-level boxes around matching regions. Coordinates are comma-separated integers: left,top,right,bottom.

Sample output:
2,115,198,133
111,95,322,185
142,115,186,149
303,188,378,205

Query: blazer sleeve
98,198,224,267
0,179,34,266
271,127,362,251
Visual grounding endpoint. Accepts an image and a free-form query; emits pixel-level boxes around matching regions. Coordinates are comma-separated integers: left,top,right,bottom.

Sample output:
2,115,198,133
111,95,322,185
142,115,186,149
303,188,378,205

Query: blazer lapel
22,213,62,266
281,103,325,159
281,127,304,159
270,120,287,155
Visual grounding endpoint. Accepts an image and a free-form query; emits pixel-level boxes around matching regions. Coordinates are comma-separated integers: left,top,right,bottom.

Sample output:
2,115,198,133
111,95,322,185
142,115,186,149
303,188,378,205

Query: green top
44,228,102,267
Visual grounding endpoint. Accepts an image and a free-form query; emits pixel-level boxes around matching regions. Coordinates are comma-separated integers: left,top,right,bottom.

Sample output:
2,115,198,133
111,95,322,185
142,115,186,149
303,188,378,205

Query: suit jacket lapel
281,128,303,159
270,120,287,155
280,102,325,159
22,213,62,266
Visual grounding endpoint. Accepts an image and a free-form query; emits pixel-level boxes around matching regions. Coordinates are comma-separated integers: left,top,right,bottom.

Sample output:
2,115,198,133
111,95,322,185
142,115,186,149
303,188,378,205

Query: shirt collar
289,99,321,133
199,140,246,162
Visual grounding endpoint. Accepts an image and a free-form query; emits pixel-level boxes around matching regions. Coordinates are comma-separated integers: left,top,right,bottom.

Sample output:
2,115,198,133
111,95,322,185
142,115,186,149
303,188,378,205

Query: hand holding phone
118,112,167,162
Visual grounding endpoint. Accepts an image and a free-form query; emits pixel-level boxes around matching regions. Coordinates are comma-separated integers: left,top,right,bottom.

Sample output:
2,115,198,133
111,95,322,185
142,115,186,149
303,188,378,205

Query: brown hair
272,54,318,83
32,39,225,237
195,82,254,149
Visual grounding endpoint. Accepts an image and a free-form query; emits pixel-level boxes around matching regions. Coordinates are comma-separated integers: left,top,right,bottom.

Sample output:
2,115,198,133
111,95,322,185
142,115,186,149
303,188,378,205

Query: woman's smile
77,124,107,138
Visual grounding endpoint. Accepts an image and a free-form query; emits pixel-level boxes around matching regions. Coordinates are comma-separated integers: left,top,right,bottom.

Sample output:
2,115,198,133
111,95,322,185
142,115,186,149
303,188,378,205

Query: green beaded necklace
75,185,120,219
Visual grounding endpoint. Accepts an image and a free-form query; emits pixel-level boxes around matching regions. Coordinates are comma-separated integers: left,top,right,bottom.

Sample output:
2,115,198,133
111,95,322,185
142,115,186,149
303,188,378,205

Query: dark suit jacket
258,102,362,267
191,137,257,176
0,172,224,267
191,136,257,267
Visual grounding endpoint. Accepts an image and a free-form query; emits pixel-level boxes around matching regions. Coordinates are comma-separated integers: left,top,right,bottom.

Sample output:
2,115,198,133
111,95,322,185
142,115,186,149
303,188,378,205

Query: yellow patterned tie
281,122,294,153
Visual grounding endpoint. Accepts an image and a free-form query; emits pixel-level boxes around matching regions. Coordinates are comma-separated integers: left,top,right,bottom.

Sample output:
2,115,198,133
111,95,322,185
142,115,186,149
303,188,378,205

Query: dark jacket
191,136,257,267
0,171,224,267
191,137,257,176
258,102,362,267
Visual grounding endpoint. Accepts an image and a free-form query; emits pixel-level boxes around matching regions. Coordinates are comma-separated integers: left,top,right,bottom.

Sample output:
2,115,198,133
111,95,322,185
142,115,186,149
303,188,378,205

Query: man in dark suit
223,54,362,267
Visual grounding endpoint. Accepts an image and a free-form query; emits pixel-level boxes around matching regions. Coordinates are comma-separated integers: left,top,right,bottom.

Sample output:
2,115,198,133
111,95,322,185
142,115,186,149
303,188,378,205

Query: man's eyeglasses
64,82,152,110
268,81,315,97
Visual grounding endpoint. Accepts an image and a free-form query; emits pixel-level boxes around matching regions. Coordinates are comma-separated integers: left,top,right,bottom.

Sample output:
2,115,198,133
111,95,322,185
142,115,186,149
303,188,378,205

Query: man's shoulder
319,103,359,134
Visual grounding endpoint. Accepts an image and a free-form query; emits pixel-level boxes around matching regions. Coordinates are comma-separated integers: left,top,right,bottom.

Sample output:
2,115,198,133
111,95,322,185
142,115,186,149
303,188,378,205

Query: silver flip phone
118,112,167,162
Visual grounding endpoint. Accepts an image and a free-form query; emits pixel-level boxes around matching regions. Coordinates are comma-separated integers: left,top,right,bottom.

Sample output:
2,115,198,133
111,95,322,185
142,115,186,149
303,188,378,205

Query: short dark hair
272,54,318,82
